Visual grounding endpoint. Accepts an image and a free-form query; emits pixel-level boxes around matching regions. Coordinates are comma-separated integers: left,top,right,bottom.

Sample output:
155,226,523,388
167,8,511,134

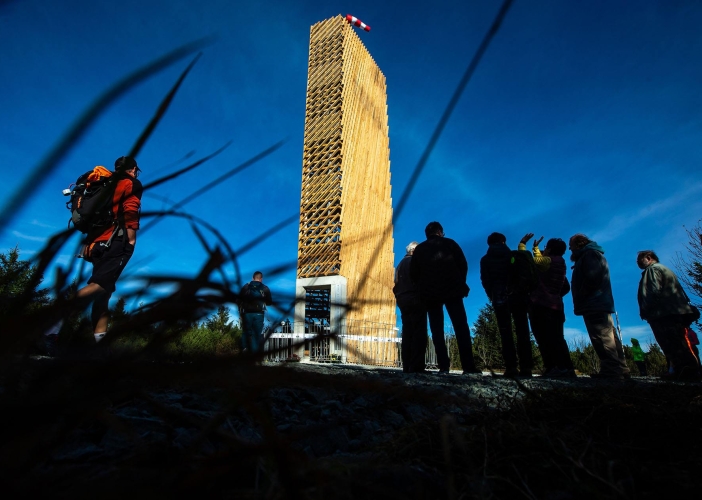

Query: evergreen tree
0,247,50,320
447,335,461,371
205,306,233,334
471,303,503,370
470,302,544,372
569,337,600,375
204,306,242,339
673,220,702,312
644,343,668,376
109,297,130,329
201,306,243,354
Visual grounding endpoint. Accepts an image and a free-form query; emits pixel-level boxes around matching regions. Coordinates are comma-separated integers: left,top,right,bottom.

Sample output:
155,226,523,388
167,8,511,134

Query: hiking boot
436,369,450,376
502,368,519,378
462,368,483,378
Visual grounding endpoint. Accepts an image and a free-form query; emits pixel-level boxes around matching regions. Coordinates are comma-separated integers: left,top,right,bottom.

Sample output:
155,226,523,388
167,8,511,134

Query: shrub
0,247,50,320
645,343,668,376
447,335,462,371
569,337,600,375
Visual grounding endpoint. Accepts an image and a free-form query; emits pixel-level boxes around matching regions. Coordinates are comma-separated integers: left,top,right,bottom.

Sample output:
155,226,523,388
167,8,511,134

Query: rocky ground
2,359,701,498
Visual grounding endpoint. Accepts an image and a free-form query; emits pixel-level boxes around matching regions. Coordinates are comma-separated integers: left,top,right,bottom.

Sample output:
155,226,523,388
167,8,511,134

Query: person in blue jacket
569,234,629,379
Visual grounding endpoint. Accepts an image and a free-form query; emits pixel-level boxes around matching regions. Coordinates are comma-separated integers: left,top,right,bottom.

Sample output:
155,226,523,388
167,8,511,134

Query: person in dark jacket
410,222,479,375
527,237,575,378
637,250,700,380
394,241,427,373
239,271,273,353
569,234,629,379
479,232,532,377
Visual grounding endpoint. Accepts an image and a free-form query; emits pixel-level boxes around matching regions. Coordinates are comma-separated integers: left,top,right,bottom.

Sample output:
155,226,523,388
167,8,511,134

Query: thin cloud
11,231,48,242
620,325,656,346
30,219,56,229
565,324,657,351
592,182,702,243
620,325,650,338
564,327,587,343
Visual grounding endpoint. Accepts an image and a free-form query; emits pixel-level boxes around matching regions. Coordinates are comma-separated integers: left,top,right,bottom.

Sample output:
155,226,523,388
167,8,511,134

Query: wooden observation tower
294,15,397,364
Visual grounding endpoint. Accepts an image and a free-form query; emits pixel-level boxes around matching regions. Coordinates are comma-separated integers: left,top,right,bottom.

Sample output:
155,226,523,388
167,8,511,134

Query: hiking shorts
87,239,134,294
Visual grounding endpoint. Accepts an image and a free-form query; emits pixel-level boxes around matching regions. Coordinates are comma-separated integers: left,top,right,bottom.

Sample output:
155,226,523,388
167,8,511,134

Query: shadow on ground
2,359,701,498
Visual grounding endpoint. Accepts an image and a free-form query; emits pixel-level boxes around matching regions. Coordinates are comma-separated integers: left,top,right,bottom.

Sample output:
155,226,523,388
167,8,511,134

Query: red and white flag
346,14,371,32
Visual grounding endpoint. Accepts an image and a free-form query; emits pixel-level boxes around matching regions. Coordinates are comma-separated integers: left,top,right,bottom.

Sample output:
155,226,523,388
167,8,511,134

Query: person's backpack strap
240,281,266,312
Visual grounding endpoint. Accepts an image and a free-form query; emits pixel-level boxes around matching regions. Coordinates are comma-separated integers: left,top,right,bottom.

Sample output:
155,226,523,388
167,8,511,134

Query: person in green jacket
630,338,647,376
637,250,700,380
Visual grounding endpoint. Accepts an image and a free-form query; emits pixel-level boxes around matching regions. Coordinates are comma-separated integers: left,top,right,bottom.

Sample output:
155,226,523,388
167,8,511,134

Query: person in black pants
637,250,700,380
527,237,575,378
410,222,480,375
394,241,427,373
480,232,533,377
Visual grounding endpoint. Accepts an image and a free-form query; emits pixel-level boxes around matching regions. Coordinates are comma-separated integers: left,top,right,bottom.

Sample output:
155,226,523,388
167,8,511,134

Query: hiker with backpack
72,156,142,344
480,232,538,377
239,271,273,353
569,234,630,379
525,236,576,378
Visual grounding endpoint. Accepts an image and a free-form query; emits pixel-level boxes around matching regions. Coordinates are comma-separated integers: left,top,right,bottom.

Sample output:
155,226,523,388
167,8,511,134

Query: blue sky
1,0,701,349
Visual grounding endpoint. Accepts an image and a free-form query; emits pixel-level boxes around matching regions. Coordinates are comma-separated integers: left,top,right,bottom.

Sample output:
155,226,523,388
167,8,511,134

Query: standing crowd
394,221,701,381
59,157,699,376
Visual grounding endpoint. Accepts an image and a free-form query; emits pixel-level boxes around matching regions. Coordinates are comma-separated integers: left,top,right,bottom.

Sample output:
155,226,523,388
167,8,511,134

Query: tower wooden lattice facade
295,15,396,363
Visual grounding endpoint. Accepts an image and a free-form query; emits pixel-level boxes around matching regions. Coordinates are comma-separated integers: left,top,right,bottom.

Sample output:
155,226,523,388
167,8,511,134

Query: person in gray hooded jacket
637,250,700,380
569,234,629,379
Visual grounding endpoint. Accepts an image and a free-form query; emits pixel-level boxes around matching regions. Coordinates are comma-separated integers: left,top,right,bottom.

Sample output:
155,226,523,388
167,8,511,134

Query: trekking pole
614,311,624,343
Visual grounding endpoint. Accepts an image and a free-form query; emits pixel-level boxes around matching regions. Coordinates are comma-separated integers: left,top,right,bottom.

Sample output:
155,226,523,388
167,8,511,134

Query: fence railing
263,323,451,369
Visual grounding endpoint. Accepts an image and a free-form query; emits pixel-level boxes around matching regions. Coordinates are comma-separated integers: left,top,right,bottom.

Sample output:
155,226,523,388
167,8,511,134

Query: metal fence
263,321,452,369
